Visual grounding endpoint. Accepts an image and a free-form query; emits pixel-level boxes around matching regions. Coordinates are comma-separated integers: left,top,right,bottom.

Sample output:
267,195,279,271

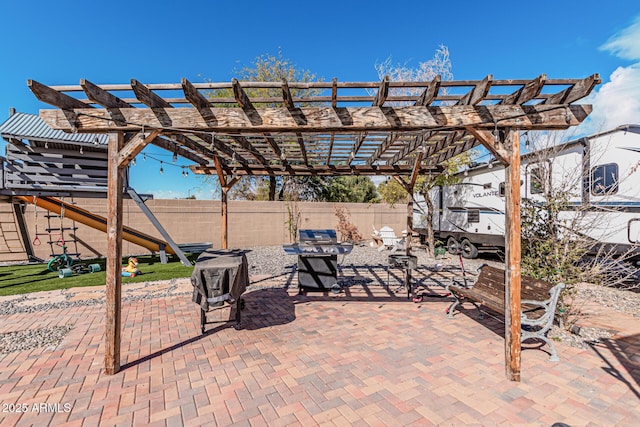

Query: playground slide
16,195,176,255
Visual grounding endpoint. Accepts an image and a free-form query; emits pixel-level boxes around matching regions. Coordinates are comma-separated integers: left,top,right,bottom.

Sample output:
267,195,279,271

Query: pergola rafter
29,74,600,382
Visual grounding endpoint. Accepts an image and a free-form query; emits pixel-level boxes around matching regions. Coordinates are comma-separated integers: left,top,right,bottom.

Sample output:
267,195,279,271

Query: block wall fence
0,199,406,263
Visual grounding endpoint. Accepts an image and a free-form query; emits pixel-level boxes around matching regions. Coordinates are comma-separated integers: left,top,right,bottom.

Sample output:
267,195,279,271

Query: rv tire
446,237,459,255
460,239,478,259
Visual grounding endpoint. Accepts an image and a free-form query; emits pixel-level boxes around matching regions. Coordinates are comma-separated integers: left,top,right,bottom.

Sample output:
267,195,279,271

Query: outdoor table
191,249,249,333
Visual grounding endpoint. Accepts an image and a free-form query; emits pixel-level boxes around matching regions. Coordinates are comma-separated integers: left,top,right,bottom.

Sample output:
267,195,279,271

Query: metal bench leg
446,299,460,318
201,308,206,334
522,331,560,362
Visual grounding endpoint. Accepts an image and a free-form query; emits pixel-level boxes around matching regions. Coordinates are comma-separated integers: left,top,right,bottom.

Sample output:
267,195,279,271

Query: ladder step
49,253,80,257
45,227,78,232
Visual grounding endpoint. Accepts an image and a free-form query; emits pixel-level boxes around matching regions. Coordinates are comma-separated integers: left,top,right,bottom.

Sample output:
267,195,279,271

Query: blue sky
1,0,639,199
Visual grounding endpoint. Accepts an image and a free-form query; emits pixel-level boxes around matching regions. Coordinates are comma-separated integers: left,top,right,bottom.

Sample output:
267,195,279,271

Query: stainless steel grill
283,229,353,293
283,229,353,255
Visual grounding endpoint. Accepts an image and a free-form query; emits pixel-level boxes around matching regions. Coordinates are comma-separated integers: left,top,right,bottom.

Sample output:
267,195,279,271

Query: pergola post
105,131,124,375
221,186,229,249
504,129,522,381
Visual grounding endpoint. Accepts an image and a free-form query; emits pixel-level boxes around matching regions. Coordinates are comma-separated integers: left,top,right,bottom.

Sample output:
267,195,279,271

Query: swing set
31,196,80,272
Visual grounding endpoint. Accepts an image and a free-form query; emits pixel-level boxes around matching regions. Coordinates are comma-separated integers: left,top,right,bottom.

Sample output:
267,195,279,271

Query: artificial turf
0,254,197,297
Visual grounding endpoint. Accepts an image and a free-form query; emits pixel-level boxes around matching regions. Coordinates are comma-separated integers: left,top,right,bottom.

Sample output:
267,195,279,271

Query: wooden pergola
29,73,599,381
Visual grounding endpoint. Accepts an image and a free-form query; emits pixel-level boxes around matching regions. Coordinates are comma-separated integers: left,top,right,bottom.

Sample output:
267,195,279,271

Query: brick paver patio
1,266,638,426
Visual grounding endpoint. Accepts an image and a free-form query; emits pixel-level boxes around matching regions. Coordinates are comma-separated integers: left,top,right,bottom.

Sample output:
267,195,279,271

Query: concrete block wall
1,198,406,262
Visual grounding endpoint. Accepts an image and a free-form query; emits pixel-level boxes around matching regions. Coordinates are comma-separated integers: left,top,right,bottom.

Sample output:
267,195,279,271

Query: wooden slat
232,78,253,110
331,78,338,108
282,79,295,109
459,74,493,106
80,79,130,109
415,75,441,106
326,133,335,164
349,133,368,164
44,77,597,92
39,104,594,133
28,80,90,110
366,133,399,165
296,133,308,164
229,135,269,165
181,78,216,124
262,133,293,172
131,79,171,108
543,73,600,105
373,76,389,106
148,136,208,166
502,74,546,105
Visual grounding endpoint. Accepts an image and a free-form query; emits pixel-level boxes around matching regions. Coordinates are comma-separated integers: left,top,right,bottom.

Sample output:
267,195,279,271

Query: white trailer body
413,125,640,258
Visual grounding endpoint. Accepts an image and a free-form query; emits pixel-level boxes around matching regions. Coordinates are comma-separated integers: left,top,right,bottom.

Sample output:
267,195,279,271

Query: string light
79,146,83,154
172,151,178,163
131,158,136,166
159,161,164,175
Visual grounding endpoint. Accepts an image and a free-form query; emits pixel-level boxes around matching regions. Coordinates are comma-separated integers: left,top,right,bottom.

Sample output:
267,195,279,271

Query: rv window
529,168,544,194
591,163,618,195
467,209,480,223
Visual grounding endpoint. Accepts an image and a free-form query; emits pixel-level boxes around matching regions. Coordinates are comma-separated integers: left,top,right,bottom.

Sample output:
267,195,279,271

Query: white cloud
600,16,640,61
578,16,640,135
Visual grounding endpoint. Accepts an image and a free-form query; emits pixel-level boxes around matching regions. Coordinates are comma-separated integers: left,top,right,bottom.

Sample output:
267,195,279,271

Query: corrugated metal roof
0,112,108,145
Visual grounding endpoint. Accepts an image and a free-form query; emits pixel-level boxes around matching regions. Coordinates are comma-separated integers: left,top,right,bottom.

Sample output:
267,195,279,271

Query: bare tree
520,130,640,327
373,46,473,257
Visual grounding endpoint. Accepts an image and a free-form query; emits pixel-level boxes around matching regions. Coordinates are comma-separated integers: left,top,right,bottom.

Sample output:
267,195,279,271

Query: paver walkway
0,268,638,426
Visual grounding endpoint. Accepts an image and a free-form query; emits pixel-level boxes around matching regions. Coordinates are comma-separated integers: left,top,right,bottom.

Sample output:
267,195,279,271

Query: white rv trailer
413,125,640,259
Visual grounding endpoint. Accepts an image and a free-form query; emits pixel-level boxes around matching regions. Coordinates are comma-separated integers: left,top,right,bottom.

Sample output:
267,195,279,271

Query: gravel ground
2,244,638,352
0,325,74,354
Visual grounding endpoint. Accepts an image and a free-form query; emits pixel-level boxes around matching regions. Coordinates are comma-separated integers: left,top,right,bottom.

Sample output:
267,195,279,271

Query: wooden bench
445,265,565,361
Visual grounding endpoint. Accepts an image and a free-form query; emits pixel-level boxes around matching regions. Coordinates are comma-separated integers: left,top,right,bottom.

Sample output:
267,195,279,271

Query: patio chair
379,226,402,251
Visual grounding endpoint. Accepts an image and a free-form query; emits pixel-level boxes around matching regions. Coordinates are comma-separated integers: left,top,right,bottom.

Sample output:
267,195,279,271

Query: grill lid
299,229,337,244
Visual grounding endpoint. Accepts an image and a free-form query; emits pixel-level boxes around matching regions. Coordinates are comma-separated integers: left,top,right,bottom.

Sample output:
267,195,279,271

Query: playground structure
0,111,193,266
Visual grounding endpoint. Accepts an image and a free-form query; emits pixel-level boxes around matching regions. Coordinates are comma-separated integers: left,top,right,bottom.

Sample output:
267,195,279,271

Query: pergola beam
29,79,90,110
191,163,440,176
465,127,509,165
117,130,161,167
39,104,593,133
182,78,217,124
